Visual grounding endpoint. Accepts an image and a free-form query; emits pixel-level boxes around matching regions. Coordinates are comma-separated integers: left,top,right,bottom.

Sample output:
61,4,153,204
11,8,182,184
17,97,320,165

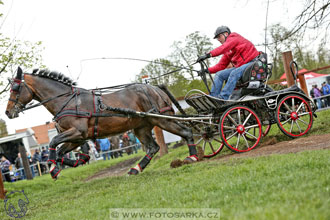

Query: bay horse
5,67,198,179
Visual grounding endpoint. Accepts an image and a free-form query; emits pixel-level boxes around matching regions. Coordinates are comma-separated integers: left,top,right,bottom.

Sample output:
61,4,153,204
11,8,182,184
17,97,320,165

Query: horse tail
157,84,187,115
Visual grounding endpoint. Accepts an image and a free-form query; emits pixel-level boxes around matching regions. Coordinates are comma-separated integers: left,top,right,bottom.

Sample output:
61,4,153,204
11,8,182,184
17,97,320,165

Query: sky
0,0,303,134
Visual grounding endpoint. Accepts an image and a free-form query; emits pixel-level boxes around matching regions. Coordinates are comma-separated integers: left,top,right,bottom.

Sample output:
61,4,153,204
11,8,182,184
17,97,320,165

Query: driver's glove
196,53,211,62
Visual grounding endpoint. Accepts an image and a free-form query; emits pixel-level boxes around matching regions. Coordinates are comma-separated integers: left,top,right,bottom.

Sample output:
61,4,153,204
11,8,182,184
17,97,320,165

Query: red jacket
208,32,259,73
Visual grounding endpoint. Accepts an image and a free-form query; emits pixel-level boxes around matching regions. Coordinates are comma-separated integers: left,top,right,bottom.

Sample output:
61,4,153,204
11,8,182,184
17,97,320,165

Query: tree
0,119,7,137
169,31,213,80
0,2,45,96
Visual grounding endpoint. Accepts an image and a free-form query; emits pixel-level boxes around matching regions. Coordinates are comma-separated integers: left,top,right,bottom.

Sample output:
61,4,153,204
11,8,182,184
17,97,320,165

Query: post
154,126,168,156
298,74,309,96
0,169,6,199
37,161,42,176
19,145,33,180
282,51,295,87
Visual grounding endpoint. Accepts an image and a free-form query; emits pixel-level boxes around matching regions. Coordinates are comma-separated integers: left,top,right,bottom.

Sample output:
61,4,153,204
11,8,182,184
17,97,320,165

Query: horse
5,67,198,179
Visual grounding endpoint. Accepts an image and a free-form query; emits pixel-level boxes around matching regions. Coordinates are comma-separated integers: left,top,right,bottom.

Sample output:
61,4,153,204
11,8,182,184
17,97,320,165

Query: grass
0,109,329,220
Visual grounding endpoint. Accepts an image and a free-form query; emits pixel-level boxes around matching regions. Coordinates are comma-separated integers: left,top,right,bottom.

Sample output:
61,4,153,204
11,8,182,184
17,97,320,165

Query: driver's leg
210,67,234,97
219,62,252,100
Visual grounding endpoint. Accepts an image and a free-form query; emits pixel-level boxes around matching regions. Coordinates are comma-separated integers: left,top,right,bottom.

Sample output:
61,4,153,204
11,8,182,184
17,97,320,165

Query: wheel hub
290,112,299,120
236,125,245,134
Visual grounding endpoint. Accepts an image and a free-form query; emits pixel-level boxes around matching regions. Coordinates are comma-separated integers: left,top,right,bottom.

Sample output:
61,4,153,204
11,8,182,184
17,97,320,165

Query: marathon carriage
5,53,316,179
184,54,317,157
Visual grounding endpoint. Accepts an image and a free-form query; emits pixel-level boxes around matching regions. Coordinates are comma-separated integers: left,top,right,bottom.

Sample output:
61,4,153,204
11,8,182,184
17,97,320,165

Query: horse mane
31,69,77,86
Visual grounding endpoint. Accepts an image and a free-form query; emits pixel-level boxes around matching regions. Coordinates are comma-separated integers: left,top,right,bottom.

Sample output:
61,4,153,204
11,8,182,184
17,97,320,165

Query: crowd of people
309,82,330,109
0,146,50,182
0,131,141,182
95,130,141,161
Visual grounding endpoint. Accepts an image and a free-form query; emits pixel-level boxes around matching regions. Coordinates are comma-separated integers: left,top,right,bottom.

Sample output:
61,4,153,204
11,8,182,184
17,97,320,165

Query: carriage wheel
276,95,313,138
220,105,262,153
193,121,224,158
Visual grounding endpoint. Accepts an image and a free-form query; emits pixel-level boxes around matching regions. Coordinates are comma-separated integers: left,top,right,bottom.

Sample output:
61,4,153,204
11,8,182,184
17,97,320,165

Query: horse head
5,67,34,119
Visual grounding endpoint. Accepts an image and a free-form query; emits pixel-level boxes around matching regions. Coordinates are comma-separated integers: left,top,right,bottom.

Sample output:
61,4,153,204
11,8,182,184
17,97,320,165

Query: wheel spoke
284,102,292,112
244,124,259,129
213,138,222,143
242,134,250,149
279,112,291,116
238,109,241,124
195,138,203,145
295,121,302,133
281,117,291,125
292,97,296,111
227,114,238,126
296,102,304,113
245,131,258,140
298,112,311,117
209,142,215,153
223,125,236,130
297,117,309,125
226,131,238,140
242,113,252,126
290,120,294,133
235,133,241,149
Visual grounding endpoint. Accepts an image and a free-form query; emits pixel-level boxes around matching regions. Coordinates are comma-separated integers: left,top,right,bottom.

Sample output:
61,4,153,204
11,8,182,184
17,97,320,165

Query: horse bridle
8,77,35,114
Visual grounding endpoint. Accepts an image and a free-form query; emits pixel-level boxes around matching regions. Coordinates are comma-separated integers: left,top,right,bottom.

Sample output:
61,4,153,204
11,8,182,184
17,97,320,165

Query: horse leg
48,128,84,179
56,142,91,168
128,127,160,175
151,118,198,162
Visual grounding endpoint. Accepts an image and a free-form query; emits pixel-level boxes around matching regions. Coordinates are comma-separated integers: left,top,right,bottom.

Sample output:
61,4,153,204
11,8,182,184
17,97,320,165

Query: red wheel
193,121,224,158
276,95,313,138
220,105,262,153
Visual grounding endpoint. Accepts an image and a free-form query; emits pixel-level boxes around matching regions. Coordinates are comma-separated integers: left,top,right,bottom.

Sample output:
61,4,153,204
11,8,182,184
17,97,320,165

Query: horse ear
16,66,23,80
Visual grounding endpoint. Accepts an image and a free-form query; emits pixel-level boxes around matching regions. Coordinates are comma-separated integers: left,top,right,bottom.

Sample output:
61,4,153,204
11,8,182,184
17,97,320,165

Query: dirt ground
85,133,330,181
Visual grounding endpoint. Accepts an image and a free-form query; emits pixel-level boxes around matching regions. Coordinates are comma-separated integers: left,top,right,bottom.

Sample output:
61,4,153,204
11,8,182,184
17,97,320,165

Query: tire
219,105,262,153
276,94,313,138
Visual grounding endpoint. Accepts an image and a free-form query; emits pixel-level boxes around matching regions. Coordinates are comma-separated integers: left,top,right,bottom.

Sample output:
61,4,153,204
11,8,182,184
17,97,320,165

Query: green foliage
267,23,330,80
136,31,213,98
0,2,45,96
0,119,7,137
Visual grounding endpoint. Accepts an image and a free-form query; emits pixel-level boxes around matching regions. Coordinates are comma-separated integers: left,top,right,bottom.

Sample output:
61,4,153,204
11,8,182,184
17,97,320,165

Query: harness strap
93,90,102,139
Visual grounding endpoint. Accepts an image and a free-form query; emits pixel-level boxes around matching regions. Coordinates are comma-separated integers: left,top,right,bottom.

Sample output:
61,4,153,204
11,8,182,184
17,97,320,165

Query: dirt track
85,133,330,181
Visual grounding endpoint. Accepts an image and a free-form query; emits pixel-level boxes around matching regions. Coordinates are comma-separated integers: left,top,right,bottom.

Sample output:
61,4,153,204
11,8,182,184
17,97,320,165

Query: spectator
41,147,49,173
27,152,35,177
97,138,111,160
33,149,42,175
321,82,330,107
87,141,98,161
1,156,11,182
312,84,322,109
128,131,138,154
15,153,25,180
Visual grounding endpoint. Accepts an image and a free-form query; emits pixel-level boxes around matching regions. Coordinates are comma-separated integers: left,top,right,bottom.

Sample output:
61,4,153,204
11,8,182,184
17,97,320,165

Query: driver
197,26,259,100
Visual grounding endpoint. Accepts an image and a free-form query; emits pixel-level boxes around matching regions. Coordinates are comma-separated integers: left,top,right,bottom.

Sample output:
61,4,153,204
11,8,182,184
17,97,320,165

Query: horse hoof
50,166,62,180
127,168,139,175
183,155,199,164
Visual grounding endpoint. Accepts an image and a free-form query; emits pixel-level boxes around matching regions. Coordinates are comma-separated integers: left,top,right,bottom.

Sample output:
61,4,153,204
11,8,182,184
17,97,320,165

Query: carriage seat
235,52,270,90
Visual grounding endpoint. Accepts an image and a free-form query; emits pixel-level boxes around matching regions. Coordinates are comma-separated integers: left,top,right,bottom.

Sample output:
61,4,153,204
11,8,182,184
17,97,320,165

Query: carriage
182,56,316,158
5,53,316,179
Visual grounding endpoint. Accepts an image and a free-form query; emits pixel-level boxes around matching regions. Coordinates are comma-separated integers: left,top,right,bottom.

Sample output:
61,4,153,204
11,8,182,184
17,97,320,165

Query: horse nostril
5,111,9,116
